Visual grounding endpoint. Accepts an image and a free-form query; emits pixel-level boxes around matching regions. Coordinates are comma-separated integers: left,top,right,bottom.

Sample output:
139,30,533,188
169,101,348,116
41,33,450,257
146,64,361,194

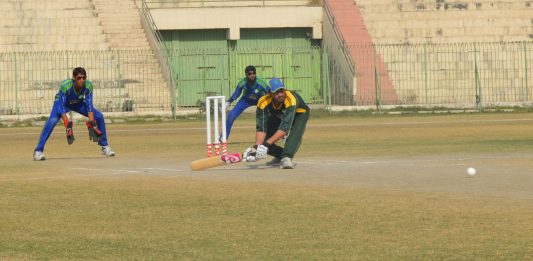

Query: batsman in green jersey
243,77,310,169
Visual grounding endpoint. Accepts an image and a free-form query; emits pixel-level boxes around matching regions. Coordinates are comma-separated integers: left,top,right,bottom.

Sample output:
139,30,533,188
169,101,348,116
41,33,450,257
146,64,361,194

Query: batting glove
221,153,242,164
243,147,257,162
86,120,103,143
255,144,269,159
65,121,75,145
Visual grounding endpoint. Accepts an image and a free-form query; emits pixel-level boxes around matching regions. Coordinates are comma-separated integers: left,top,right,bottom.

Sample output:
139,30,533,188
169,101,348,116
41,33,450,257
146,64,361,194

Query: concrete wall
321,4,356,106
149,6,323,40
355,0,533,44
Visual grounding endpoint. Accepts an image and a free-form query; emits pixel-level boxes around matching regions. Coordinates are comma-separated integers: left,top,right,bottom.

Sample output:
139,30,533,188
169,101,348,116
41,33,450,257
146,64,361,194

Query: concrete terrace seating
143,0,321,8
0,0,107,52
92,0,152,49
92,0,171,112
325,0,532,106
355,0,533,44
352,0,533,105
0,0,171,114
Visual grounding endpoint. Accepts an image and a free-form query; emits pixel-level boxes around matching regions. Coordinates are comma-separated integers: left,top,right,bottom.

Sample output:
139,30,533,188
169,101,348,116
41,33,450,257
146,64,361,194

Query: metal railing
0,49,170,115
1,42,532,116
330,41,533,109
322,0,354,75
140,0,178,117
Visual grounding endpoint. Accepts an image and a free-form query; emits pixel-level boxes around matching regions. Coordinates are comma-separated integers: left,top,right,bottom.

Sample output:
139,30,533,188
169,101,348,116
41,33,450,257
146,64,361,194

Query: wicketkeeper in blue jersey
33,67,115,161
225,65,269,140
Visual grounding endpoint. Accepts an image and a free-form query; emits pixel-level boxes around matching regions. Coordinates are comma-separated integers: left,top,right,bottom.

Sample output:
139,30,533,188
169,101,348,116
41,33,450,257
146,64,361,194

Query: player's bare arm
263,130,287,146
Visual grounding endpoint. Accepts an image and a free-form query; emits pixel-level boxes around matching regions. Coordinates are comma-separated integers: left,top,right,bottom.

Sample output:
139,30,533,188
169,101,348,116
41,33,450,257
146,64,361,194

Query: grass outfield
1,112,533,259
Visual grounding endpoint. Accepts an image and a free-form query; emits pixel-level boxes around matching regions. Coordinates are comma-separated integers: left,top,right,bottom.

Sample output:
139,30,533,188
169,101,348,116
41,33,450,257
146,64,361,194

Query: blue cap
268,78,285,93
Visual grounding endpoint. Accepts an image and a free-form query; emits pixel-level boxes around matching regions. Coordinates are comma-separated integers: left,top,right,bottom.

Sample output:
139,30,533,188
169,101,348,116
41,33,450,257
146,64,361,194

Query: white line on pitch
71,167,142,173
0,171,127,182
0,167,189,182
138,167,188,172
71,167,188,173
0,175,74,182
300,160,377,165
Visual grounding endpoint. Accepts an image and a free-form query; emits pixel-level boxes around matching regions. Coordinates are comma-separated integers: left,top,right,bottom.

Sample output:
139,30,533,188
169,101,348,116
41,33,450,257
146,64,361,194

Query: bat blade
190,156,224,171
190,152,242,171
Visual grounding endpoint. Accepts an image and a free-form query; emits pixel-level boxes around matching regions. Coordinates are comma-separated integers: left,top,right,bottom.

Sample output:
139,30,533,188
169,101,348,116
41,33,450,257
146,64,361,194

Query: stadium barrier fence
329,41,532,109
0,42,531,116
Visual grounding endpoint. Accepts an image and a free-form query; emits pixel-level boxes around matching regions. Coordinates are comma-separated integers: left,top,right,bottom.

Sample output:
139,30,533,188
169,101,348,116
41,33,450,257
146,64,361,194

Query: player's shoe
280,157,294,169
101,146,115,157
265,157,281,166
33,151,46,161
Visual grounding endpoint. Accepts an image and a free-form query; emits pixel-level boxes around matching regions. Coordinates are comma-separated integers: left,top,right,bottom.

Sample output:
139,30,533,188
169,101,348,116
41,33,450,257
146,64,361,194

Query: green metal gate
171,49,230,107
161,28,323,106
161,29,229,106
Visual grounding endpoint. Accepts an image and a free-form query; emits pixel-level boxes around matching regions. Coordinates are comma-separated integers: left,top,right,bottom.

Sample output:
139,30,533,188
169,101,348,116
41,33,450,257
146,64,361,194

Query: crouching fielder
33,67,115,161
243,78,309,169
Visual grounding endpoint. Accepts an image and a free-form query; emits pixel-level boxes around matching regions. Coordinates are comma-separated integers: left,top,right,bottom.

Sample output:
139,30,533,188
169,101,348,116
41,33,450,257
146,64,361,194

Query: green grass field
1,112,533,260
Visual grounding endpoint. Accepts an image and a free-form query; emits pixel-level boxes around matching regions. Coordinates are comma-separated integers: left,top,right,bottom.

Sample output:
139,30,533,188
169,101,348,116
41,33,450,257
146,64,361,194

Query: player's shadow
245,164,277,169
226,141,251,145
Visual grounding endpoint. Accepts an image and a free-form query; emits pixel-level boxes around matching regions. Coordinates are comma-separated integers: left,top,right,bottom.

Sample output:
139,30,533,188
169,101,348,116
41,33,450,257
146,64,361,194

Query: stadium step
92,0,151,50
0,0,107,52
91,0,171,112
355,0,532,43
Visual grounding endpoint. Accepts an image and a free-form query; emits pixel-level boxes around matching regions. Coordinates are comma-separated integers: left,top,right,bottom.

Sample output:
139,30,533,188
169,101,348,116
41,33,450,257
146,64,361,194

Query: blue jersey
54,79,95,115
228,77,268,104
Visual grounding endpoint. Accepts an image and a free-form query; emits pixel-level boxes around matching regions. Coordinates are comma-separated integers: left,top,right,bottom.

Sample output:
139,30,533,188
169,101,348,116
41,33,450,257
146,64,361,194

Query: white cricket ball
467,167,476,176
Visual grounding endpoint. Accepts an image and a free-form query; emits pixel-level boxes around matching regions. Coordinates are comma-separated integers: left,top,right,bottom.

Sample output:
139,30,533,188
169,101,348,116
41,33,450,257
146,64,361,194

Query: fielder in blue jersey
33,67,115,161
225,65,268,140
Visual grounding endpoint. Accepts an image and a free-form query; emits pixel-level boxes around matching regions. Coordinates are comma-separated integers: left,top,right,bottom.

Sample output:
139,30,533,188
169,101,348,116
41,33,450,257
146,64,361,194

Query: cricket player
33,67,115,161
225,65,269,140
243,77,310,169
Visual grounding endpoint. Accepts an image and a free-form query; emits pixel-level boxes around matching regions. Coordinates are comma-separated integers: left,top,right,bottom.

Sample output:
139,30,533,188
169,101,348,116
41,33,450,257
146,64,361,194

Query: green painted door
176,49,229,107
236,28,322,102
161,28,323,106
161,29,229,106
231,49,284,87
290,48,322,103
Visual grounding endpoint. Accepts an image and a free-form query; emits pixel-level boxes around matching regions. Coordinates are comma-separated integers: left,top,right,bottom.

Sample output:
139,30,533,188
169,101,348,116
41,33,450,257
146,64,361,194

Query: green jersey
256,90,309,133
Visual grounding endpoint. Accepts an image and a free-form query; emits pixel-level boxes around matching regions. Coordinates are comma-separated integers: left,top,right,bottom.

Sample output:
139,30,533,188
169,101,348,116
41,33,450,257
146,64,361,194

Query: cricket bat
190,152,243,171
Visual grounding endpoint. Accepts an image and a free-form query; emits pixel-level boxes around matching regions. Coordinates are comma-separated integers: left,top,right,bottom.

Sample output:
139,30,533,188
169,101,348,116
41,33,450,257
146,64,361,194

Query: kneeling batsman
241,77,310,169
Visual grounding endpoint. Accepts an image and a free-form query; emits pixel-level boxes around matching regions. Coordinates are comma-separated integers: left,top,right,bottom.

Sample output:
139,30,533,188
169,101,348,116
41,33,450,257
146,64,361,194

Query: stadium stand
0,0,107,52
1,0,531,114
91,0,170,112
325,0,532,106
92,0,151,49
0,0,170,114
355,0,532,44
